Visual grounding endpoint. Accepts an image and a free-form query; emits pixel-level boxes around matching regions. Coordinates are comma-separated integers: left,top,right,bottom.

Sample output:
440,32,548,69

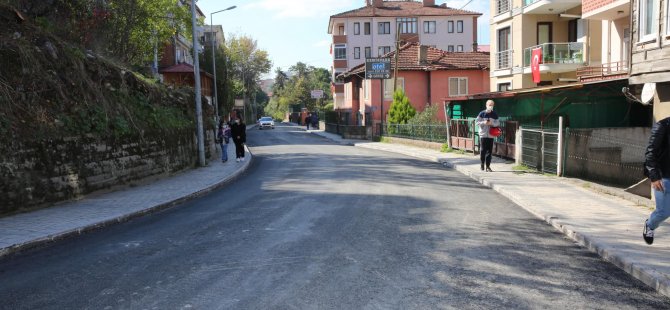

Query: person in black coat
230,118,247,162
643,117,670,245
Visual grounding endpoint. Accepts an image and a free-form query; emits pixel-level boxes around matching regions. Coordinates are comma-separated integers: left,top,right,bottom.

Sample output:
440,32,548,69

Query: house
338,43,490,125
202,25,225,49
629,0,670,121
160,63,214,104
328,0,483,112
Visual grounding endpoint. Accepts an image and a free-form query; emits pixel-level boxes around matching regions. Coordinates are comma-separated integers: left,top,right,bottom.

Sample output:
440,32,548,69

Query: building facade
328,0,482,111
629,0,670,121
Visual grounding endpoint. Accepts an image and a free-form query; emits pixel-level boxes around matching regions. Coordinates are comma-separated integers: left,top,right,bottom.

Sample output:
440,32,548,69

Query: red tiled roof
160,63,213,78
331,1,481,19
341,43,489,78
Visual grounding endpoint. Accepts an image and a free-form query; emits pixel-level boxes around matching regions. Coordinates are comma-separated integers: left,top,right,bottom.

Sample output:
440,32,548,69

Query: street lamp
210,5,237,123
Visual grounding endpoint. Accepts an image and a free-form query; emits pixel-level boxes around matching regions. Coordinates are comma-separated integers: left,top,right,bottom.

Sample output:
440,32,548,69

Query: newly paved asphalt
1,125,669,309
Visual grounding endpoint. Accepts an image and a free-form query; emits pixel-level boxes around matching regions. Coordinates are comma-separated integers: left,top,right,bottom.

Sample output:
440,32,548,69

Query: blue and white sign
365,58,391,79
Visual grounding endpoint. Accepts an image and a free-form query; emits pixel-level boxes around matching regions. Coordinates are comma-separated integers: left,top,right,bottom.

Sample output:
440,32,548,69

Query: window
457,45,464,52
384,78,405,99
334,44,346,60
354,22,360,35
457,20,464,33
338,25,345,35
639,0,657,41
378,22,391,34
449,77,468,97
423,21,436,34
448,21,454,33
354,47,360,59
364,22,371,35
448,45,454,52
497,82,511,92
365,47,372,58
378,46,391,56
397,17,418,34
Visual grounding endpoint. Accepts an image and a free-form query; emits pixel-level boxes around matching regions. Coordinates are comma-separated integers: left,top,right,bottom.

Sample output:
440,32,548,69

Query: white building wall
419,16,476,51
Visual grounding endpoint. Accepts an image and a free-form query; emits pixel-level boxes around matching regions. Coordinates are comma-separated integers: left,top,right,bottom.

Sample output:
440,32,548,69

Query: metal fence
385,123,449,143
521,127,560,174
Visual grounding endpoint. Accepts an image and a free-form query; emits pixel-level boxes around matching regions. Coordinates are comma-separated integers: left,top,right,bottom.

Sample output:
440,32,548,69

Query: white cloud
245,0,357,19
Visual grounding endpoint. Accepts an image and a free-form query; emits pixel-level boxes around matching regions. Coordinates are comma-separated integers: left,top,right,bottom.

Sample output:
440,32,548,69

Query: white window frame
448,45,455,52
448,21,454,33
497,82,512,92
457,45,464,52
354,22,360,35
334,44,347,60
378,46,391,56
364,22,371,35
365,47,372,58
449,77,468,97
639,0,658,42
378,22,391,34
354,47,361,59
384,78,405,100
423,21,436,34
457,20,464,33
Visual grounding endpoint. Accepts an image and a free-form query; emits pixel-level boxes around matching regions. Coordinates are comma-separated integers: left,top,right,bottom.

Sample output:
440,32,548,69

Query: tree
408,105,440,125
388,90,416,124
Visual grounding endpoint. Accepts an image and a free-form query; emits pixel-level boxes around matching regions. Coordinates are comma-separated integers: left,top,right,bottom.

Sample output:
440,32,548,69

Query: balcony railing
523,42,584,67
576,61,629,81
496,50,513,70
496,0,511,15
523,0,540,6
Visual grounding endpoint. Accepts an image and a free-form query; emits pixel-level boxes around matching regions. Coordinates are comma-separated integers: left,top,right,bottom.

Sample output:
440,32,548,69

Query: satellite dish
641,83,656,105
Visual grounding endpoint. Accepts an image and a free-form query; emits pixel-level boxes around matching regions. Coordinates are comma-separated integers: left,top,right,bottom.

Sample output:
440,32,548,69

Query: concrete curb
0,148,254,259
352,142,670,299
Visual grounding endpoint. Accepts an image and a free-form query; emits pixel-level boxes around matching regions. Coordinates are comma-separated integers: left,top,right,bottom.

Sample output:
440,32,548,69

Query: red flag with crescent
531,48,542,84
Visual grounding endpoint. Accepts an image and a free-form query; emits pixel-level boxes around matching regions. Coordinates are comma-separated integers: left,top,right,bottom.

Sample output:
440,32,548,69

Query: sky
197,0,491,79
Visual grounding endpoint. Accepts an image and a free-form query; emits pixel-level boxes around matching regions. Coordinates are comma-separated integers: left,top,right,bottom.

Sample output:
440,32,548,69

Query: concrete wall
655,82,670,121
0,130,216,214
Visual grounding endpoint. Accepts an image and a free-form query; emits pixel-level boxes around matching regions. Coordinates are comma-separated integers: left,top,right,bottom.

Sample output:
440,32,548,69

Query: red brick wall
583,0,613,14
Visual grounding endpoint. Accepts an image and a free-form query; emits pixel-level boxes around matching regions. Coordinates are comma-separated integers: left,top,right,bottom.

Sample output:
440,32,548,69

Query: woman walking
230,118,247,162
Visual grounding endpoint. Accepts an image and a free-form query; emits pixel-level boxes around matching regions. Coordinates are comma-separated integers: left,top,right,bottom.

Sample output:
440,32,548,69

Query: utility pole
190,0,205,166
393,21,401,93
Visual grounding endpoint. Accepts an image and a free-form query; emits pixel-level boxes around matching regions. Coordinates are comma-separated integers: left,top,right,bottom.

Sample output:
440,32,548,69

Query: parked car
258,117,275,130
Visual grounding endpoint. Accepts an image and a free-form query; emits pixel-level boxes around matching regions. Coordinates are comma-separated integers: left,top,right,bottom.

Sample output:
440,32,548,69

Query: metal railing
385,123,449,143
496,0,511,15
523,0,540,6
523,42,584,67
576,61,629,80
496,50,513,70
521,127,560,174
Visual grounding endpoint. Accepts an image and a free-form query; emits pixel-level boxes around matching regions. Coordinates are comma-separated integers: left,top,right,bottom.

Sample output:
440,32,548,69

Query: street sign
365,57,391,79
311,90,324,99
234,99,244,107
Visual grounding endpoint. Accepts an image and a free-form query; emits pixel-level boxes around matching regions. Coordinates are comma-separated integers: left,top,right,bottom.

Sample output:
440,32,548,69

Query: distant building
328,0,482,111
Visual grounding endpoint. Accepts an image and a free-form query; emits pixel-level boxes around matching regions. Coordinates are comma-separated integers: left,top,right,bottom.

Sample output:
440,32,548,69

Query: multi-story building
328,0,482,111
202,25,225,50
629,0,670,121
490,0,586,91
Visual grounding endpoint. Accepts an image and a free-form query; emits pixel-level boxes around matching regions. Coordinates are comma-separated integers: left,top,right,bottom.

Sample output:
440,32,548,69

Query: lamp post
210,5,236,123
190,0,206,166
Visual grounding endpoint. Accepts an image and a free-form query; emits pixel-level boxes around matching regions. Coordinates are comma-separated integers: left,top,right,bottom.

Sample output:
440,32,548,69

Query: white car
259,117,275,129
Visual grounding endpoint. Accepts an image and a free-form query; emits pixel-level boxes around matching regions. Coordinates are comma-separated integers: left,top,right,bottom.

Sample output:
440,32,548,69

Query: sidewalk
310,130,670,298
0,139,253,258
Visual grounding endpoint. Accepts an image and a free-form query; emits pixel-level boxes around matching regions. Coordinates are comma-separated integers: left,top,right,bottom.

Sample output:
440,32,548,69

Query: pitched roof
330,1,481,19
160,63,213,78
340,43,490,78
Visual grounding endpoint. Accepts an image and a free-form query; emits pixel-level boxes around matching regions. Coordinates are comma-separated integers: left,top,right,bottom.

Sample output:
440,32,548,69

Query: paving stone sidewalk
0,139,253,257
310,130,670,299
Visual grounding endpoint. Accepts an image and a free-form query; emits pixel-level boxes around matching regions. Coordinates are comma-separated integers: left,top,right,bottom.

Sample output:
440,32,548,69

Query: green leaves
388,90,416,124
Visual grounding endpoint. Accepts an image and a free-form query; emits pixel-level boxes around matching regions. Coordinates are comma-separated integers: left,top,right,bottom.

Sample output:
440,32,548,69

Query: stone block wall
0,129,215,214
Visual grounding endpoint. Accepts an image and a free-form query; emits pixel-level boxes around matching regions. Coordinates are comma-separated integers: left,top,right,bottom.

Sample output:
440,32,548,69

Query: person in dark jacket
643,117,670,245
475,100,500,172
230,118,247,162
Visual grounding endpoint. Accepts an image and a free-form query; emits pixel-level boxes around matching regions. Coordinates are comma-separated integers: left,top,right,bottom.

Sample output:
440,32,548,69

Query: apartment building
629,0,670,120
490,0,587,91
328,0,482,110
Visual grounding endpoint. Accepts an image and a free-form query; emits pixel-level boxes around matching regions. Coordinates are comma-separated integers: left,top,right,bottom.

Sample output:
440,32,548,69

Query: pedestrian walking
475,100,500,172
230,118,246,162
216,121,230,163
306,114,311,130
643,117,670,245
311,113,319,130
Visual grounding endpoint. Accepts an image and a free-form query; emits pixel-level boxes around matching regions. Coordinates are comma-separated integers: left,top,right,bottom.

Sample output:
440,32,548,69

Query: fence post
541,131,545,173
471,119,476,154
557,116,564,176
516,126,523,165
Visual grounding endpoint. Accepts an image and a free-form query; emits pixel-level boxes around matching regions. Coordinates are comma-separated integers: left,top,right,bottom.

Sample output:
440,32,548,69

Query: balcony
496,50,513,70
582,0,629,20
577,61,629,82
523,0,581,14
333,35,347,44
523,42,585,74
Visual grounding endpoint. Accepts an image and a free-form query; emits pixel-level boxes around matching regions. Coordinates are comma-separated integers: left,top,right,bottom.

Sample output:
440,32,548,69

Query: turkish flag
531,48,542,84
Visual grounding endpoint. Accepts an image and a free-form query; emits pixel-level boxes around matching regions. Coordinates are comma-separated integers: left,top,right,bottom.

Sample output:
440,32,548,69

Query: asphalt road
1,124,669,309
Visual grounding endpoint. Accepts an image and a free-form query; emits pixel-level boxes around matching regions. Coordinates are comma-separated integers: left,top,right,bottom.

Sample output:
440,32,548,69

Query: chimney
418,45,429,65
373,0,383,8
423,0,435,6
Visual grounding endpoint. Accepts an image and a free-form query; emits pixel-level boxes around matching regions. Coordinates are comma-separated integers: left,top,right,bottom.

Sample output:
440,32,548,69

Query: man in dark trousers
230,117,247,162
475,100,500,172
643,116,670,245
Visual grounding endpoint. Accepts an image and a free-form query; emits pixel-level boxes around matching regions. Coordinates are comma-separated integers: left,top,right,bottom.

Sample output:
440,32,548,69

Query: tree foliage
265,62,332,118
408,105,441,125
388,90,416,124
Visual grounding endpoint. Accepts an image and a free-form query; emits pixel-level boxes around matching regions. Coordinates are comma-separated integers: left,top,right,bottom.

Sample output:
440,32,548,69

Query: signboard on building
311,90,324,99
365,58,391,79
234,99,244,107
